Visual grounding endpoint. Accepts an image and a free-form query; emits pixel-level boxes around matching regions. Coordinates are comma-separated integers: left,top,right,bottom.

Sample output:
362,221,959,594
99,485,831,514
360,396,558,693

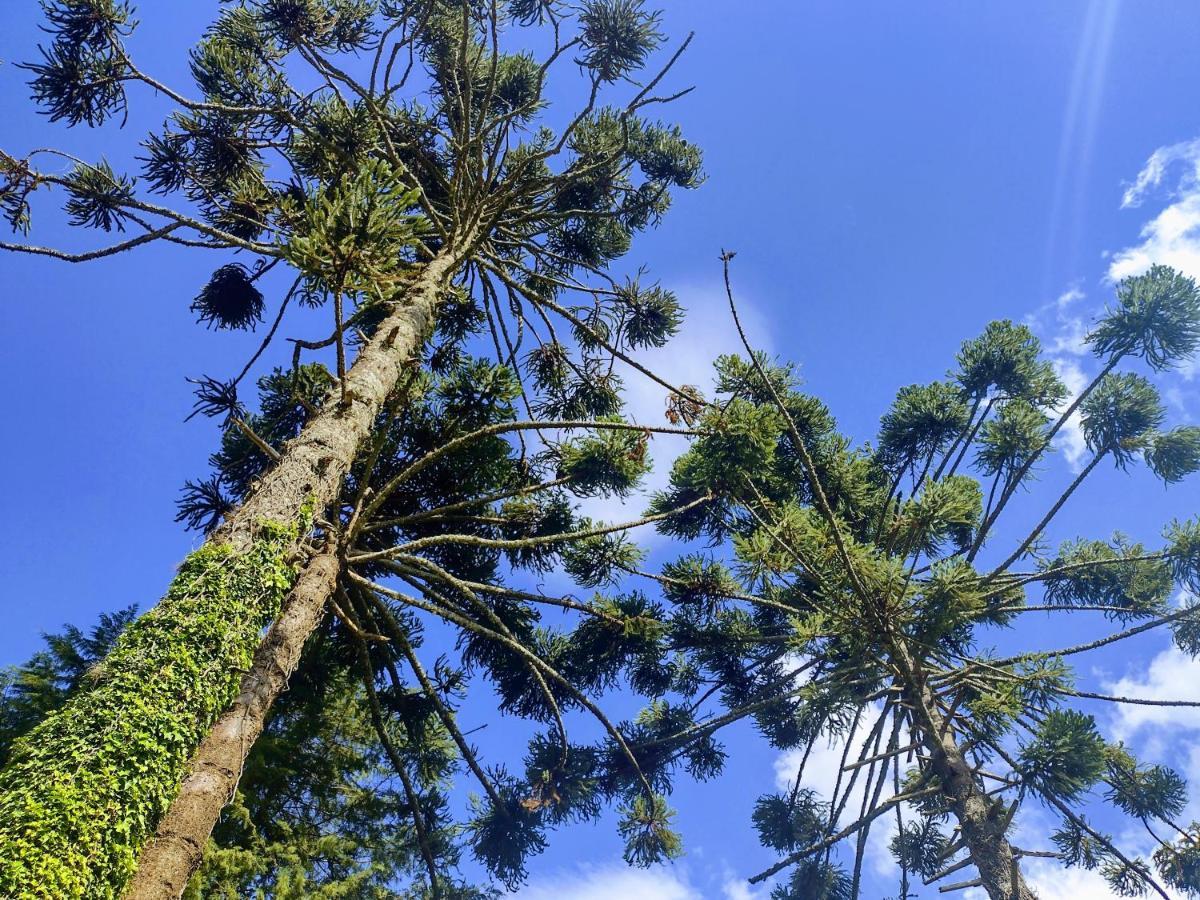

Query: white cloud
1025,859,1134,900
954,804,1195,900
1098,603,1200,822
1120,138,1200,210
1051,356,1090,470
1046,286,1090,358
772,702,907,881
1109,137,1200,381
959,856,1122,900
1026,287,1092,471
773,703,885,802
1108,191,1200,286
515,864,700,900
1022,854,1192,900
950,622,1196,899
1026,130,1200,468
721,875,770,900
1104,645,1200,742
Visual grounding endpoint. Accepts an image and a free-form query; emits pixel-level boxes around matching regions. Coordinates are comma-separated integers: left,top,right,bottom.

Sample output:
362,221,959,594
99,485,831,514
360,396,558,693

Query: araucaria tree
0,1,701,895
2,355,700,897
643,262,1200,899
3,598,477,898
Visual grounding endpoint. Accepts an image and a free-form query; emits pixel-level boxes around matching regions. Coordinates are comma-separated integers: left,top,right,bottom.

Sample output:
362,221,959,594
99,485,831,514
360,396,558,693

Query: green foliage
20,1,135,126
1052,819,1111,870
172,354,715,888
434,360,522,426
0,528,300,898
181,363,334,514
1019,710,1106,801
631,121,705,189
896,474,982,556
912,557,992,645
770,860,853,900
1104,746,1187,821
1080,372,1165,465
1088,265,1200,371
674,398,782,496
188,8,289,108
889,820,950,879
468,780,548,889
954,319,1065,406
0,606,137,768
282,158,426,298
578,0,663,83
1145,425,1200,483
1041,536,1173,619
617,793,682,867
257,0,379,53
561,530,644,587
567,594,668,691
63,159,136,232
1172,601,1200,660
975,399,1052,478
649,297,1200,898
661,555,741,612
189,655,479,898
1102,859,1154,896
557,426,650,498
1166,518,1200,593
289,98,381,181
614,279,683,348
4,0,712,894
715,352,799,403
521,736,603,825
752,790,829,853
878,381,969,473
1154,827,1200,896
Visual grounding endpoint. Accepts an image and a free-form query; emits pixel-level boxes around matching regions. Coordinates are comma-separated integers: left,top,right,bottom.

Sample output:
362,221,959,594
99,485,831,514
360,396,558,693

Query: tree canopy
631,261,1200,899
3,3,1200,900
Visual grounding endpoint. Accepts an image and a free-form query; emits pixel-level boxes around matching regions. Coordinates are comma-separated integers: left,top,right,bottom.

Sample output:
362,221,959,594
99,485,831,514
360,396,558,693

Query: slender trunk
123,551,341,900
0,248,463,900
895,648,1037,900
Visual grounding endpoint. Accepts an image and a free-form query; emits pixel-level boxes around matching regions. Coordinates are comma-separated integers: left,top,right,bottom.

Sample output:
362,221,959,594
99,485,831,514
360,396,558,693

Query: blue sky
2,2,1200,897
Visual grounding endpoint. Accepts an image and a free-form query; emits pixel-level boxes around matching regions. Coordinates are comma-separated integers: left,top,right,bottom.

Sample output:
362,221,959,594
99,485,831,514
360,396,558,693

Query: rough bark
123,550,341,900
216,248,461,551
0,247,463,899
898,648,1037,900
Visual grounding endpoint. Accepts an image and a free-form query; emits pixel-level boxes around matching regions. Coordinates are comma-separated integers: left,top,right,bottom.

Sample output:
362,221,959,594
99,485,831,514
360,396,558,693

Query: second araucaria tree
642,261,1200,899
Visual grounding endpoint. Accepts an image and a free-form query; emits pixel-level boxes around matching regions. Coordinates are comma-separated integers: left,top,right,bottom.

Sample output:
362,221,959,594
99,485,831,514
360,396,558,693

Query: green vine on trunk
0,522,302,899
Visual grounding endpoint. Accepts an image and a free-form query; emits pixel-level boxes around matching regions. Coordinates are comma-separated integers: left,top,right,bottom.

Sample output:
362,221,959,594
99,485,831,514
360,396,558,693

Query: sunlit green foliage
640,265,1200,899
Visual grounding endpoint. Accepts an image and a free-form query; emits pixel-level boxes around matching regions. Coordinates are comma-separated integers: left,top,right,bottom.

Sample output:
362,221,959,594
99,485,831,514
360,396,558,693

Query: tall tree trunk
0,248,463,900
897,648,1037,900
215,247,460,550
123,550,341,900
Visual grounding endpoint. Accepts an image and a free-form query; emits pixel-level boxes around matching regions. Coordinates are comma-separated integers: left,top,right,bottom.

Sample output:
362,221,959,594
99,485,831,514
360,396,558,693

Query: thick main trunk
216,248,460,551
123,550,341,900
0,249,461,900
904,667,1037,900
922,713,1036,899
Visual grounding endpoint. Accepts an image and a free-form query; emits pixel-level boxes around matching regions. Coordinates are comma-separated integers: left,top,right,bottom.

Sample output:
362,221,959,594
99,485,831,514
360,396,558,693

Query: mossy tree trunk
123,551,342,900
0,250,461,899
